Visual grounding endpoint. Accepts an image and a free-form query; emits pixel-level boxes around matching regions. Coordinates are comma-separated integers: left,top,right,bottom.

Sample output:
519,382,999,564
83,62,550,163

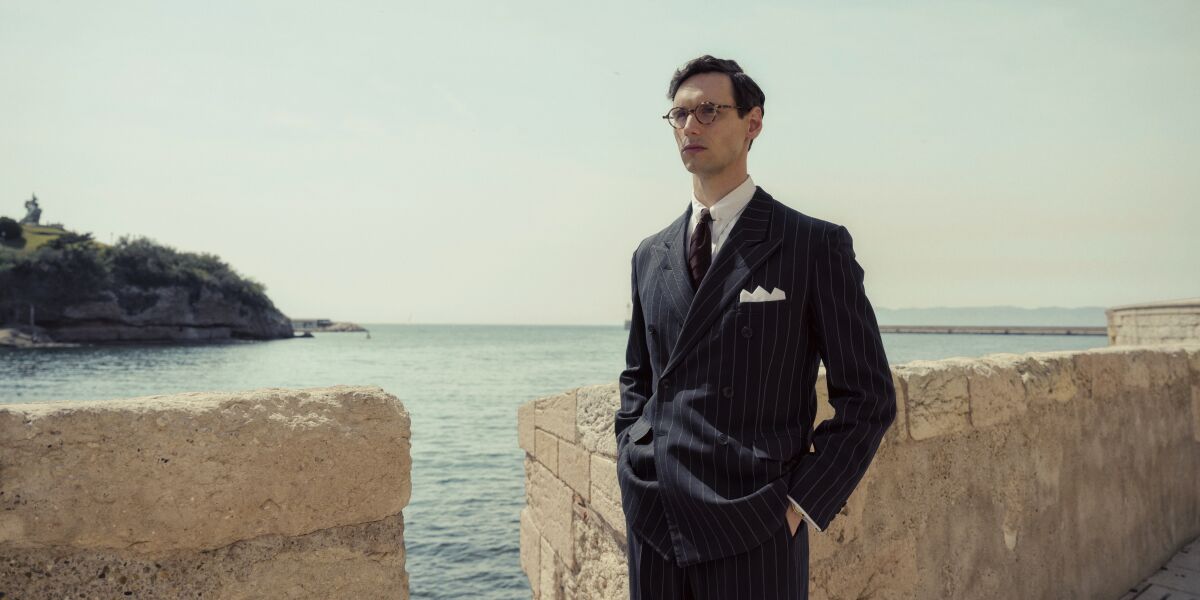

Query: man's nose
682,112,704,136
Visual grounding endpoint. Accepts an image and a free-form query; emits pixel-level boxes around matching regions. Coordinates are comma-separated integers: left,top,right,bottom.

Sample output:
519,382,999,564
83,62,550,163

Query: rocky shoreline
310,321,367,333
1,285,294,347
0,326,80,348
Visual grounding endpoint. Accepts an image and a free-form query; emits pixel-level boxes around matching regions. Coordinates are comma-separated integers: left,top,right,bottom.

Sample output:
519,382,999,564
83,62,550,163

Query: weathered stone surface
576,383,620,458
1190,347,1200,443
0,385,411,554
1017,350,1080,407
540,537,561,599
521,345,1200,599
0,386,411,598
570,517,628,600
520,506,541,598
589,454,624,538
535,429,560,473
1108,299,1200,346
518,400,537,454
527,457,575,570
968,354,1028,429
536,390,578,444
0,512,408,599
896,359,972,440
558,441,590,500
885,369,909,444
1074,348,1131,404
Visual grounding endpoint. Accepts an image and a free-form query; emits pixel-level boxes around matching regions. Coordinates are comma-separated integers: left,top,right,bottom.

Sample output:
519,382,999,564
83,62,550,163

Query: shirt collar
690,174,756,225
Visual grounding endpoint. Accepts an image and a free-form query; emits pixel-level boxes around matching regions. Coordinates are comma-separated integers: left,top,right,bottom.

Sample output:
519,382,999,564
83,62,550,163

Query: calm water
0,325,1103,598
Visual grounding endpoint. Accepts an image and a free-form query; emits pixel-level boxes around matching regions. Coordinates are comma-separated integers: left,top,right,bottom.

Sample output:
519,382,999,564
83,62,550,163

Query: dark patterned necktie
688,207,713,289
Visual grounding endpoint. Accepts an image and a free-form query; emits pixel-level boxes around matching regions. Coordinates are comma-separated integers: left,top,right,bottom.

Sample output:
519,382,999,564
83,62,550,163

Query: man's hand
785,506,802,537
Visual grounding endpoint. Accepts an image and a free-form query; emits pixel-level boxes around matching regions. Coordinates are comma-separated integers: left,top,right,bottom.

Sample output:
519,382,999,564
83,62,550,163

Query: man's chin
680,157,707,174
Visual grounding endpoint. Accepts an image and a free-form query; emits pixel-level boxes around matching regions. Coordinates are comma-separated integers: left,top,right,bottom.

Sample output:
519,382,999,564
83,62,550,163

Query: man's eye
697,105,718,119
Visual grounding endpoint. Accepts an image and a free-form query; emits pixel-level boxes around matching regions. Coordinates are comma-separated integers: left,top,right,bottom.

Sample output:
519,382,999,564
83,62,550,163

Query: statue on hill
20,194,41,225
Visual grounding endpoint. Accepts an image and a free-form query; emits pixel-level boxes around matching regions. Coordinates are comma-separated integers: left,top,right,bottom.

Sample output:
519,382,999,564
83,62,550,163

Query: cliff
0,231,294,343
44,284,294,342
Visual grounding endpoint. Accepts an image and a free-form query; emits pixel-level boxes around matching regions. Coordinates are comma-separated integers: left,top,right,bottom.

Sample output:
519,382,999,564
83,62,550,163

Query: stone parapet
1108,297,1200,346
519,344,1200,599
0,385,411,599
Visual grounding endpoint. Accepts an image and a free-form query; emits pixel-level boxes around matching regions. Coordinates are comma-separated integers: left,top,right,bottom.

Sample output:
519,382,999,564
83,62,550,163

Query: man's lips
682,144,706,154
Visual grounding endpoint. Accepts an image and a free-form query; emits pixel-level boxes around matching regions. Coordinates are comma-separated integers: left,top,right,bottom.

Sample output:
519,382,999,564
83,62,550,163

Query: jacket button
722,386,734,398
741,326,753,338
661,378,671,390
717,433,728,445
647,325,657,335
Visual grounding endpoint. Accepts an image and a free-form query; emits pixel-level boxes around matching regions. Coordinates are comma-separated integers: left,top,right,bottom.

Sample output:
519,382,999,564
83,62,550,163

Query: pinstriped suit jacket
614,186,897,567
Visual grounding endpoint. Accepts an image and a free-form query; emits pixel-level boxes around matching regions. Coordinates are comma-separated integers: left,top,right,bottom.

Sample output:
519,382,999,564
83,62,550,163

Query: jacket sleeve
787,224,896,531
615,249,653,453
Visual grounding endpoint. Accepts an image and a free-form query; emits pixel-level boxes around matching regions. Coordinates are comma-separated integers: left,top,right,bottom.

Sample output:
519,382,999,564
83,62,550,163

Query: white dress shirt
687,173,823,534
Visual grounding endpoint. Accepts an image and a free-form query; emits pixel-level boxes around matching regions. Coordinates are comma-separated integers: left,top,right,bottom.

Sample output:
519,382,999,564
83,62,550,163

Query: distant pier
879,325,1107,336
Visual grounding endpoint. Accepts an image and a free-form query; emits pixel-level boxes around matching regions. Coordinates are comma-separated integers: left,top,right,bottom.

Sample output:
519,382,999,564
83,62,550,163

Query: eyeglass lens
669,104,720,128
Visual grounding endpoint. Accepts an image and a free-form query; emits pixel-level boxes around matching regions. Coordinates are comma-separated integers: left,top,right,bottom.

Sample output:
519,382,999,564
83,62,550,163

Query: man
614,55,897,599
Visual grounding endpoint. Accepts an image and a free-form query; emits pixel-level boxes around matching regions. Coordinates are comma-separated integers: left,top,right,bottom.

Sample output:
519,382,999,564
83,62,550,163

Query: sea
0,324,1105,599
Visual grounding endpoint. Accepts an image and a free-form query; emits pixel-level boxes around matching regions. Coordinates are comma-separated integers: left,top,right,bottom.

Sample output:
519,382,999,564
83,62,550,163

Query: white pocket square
738,285,787,303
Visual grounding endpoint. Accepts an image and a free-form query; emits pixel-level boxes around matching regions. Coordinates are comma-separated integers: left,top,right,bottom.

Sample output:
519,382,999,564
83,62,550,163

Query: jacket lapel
661,188,782,379
652,206,695,326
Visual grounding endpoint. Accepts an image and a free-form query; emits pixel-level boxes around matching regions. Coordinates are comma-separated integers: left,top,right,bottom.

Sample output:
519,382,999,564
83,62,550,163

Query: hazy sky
2,2,1197,325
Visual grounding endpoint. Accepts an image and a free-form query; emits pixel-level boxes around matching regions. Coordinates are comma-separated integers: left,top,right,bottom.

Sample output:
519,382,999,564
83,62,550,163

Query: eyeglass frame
661,101,746,129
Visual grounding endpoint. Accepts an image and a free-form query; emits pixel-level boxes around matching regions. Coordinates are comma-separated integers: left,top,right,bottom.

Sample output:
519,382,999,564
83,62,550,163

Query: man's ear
745,106,763,149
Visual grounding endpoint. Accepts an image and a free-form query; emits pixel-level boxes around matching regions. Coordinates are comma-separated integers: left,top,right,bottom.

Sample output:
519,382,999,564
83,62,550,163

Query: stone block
535,429,560,474
518,400,537,455
1074,348,1131,404
558,441,591,499
1190,348,1200,443
576,383,621,458
571,517,629,600
589,454,624,535
0,385,411,554
536,390,578,444
527,458,576,570
885,369,909,445
0,483,410,600
968,354,1028,429
520,506,541,597
895,359,972,440
1018,351,1080,407
1160,347,1192,389
540,536,562,599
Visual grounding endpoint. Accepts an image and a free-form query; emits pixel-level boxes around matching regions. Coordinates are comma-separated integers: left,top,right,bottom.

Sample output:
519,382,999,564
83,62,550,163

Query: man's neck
691,168,749,208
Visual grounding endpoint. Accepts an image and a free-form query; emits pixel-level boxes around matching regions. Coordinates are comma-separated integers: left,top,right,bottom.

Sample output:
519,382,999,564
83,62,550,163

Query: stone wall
518,344,1200,599
0,385,412,599
1108,297,1200,346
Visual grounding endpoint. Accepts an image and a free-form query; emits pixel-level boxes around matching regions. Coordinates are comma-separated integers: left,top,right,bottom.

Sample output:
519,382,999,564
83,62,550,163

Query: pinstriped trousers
626,516,809,599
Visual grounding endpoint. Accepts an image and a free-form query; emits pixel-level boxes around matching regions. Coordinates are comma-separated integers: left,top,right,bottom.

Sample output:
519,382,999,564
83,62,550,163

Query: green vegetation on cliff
0,228,274,324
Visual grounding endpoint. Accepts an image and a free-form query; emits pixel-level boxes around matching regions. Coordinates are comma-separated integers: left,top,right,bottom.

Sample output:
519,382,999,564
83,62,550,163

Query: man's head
665,55,765,179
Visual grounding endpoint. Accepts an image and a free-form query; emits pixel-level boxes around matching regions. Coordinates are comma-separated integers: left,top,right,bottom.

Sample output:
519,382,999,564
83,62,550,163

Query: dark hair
667,55,765,149
668,55,765,119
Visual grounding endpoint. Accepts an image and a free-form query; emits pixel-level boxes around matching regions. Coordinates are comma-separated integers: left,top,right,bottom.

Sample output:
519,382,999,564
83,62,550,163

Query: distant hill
873,306,1108,327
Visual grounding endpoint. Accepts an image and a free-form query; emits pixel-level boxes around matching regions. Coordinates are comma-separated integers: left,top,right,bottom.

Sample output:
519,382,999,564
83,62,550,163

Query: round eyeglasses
662,102,744,129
